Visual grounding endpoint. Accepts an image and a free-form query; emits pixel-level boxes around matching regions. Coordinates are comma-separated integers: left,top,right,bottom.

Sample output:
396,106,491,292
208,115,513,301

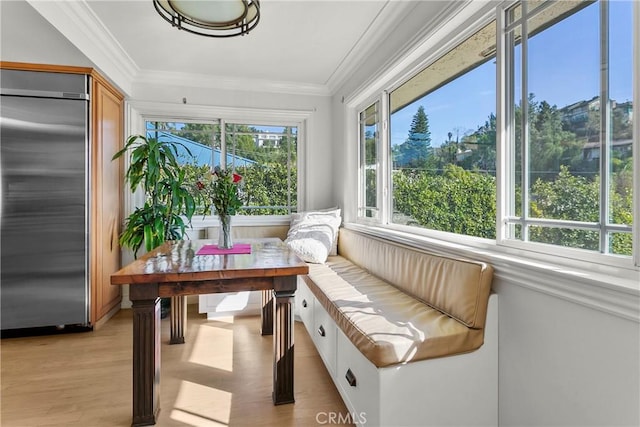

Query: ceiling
26,0,449,96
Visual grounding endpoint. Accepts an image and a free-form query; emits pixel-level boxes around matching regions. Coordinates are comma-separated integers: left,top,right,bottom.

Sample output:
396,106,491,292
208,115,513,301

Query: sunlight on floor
171,380,232,426
215,292,251,312
188,318,234,371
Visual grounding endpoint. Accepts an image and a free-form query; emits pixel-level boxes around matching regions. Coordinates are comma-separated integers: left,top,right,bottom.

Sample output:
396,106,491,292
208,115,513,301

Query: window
352,0,637,266
358,101,381,220
502,0,634,256
388,20,497,239
146,120,298,216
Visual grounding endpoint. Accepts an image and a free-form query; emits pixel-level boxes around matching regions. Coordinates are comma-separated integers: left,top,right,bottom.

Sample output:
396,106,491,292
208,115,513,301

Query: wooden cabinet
0,62,124,328
90,72,124,327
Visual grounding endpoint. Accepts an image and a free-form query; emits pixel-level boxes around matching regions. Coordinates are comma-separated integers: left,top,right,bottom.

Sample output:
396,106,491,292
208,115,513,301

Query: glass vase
218,214,233,249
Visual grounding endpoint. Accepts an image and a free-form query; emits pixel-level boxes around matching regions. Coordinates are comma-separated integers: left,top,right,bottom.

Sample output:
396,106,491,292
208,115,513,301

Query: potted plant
112,134,197,258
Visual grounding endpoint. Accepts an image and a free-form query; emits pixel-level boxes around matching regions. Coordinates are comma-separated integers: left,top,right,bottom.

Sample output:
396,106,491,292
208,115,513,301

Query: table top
111,238,309,286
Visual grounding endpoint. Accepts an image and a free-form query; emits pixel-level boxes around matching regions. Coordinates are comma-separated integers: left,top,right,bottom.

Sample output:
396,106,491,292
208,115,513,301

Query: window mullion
497,5,509,243
599,0,611,253
286,127,291,214
380,94,389,225
220,119,226,169
358,109,365,218
521,0,530,242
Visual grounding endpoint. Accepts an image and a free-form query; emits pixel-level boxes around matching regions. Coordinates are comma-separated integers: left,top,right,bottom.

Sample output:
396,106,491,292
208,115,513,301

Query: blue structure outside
145,130,256,167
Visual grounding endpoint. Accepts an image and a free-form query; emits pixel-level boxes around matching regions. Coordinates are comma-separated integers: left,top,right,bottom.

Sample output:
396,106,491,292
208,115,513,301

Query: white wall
0,0,92,67
495,278,640,426
331,2,640,426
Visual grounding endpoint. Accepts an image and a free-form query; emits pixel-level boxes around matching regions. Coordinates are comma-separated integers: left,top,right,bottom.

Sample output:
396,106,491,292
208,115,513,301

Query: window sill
345,223,640,322
189,215,292,229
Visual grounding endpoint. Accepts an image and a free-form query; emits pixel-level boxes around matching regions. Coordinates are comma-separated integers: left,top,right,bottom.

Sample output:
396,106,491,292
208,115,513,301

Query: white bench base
297,278,498,427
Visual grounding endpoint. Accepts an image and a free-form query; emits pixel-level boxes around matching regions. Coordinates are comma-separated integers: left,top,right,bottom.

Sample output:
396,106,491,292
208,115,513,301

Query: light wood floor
1,307,352,427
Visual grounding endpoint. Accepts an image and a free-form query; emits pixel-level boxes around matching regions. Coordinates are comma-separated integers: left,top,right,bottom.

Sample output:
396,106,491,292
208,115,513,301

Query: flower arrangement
194,166,243,216
210,166,243,216
195,166,243,248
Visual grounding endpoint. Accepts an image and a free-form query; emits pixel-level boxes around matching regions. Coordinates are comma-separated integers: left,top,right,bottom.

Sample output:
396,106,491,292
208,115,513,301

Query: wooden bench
297,228,498,426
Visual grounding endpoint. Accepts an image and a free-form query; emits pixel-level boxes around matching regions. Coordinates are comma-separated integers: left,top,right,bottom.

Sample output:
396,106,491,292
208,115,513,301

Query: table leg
272,277,295,405
261,289,273,335
131,296,161,426
170,295,187,344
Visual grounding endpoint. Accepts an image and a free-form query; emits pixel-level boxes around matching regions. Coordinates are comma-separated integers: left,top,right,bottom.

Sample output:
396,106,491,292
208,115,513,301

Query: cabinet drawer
313,301,337,376
296,278,314,332
336,329,380,426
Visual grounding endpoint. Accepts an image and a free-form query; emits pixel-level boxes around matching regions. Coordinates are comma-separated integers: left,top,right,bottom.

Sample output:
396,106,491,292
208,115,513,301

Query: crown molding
325,0,420,95
133,69,331,97
24,0,423,99
26,0,138,95
342,0,485,107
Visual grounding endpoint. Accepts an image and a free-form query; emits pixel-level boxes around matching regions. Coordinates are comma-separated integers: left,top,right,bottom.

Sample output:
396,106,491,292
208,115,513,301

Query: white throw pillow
285,208,342,263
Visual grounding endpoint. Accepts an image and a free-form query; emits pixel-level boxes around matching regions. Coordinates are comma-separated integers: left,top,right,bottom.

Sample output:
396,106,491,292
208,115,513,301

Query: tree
270,126,297,164
428,130,460,173
240,163,297,215
180,123,216,146
394,106,431,169
517,97,584,183
393,164,496,238
472,114,497,173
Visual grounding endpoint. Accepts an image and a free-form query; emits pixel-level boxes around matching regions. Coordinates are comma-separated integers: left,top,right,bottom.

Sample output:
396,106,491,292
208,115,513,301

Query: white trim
26,0,137,95
345,222,640,322
298,118,308,212
496,3,509,244
134,70,331,97
190,215,291,230
123,102,146,214
343,102,360,224
128,100,314,123
380,91,391,227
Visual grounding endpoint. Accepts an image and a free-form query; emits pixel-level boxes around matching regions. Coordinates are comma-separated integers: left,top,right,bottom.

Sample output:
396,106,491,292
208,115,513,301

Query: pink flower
233,173,242,183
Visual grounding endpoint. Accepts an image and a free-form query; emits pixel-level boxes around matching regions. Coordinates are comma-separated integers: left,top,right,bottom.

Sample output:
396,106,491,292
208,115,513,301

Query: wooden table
110,238,309,427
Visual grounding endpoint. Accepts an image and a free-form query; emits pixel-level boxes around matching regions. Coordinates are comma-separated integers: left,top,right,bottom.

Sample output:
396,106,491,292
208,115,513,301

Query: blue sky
390,1,633,148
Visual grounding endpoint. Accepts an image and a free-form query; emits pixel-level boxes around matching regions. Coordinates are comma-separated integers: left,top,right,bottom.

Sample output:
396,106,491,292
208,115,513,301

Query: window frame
356,95,388,225
346,0,639,274
127,100,311,223
497,0,638,269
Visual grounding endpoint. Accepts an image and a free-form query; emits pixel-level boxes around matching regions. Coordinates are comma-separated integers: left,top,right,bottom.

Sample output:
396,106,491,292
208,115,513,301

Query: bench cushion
337,229,493,329
304,257,486,367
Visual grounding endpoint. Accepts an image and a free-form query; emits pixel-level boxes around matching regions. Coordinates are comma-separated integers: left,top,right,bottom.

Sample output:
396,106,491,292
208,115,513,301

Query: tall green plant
113,135,197,257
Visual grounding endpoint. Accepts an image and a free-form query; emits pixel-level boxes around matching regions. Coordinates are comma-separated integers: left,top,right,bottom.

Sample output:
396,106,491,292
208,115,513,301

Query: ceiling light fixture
153,0,260,38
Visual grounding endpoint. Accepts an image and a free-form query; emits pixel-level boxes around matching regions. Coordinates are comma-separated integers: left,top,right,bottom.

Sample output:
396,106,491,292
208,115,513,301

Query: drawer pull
302,299,308,308
345,368,357,387
317,325,326,337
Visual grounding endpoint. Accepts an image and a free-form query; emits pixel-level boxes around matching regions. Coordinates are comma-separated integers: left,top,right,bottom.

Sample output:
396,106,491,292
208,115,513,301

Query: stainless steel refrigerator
1,69,90,330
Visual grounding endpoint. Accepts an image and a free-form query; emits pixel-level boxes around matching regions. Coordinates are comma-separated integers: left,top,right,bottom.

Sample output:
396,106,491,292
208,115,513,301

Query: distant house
256,133,281,148
560,96,600,125
146,130,257,168
582,138,633,162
